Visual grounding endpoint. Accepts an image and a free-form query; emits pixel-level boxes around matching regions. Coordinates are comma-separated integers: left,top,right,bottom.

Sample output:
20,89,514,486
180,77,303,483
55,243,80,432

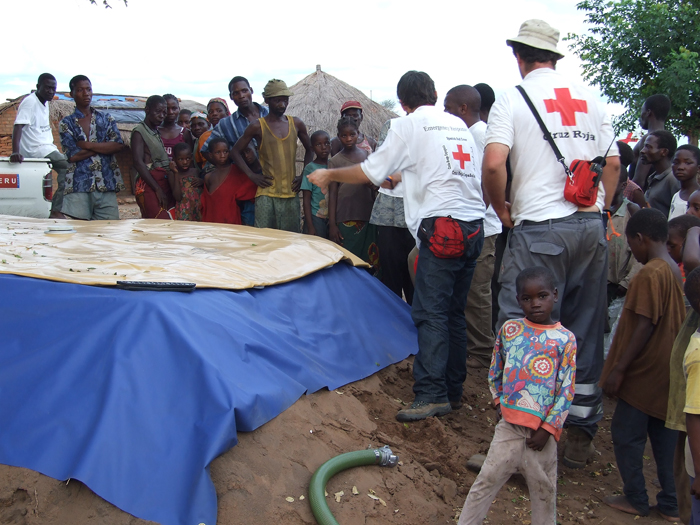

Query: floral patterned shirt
59,108,125,194
489,318,577,440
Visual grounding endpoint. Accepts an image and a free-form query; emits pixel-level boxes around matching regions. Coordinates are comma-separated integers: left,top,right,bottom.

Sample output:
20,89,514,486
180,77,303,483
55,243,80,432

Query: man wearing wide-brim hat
231,79,313,232
481,19,621,472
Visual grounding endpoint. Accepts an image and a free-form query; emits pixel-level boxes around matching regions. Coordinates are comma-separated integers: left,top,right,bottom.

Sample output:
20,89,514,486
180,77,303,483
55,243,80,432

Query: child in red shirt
201,138,259,225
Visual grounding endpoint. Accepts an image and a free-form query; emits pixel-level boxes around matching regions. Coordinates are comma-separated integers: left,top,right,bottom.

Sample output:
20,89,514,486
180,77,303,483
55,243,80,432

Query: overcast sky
3,0,621,117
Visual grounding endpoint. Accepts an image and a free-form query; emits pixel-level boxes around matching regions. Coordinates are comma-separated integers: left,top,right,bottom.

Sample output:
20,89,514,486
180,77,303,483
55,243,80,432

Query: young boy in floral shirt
458,266,576,525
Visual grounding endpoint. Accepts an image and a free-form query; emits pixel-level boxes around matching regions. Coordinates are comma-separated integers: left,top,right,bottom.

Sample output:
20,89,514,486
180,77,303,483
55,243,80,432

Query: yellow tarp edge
0,216,368,290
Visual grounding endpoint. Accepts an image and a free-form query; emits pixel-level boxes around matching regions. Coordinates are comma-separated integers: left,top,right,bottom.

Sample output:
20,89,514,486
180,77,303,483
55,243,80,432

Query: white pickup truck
0,158,53,218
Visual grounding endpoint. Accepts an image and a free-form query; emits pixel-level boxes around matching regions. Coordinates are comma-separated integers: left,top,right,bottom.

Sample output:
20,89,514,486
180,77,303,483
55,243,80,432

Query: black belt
519,211,602,227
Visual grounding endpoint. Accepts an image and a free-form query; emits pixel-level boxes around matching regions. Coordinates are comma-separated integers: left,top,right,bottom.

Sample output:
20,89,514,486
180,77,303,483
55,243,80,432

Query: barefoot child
169,142,202,221
457,266,576,525
669,145,700,219
601,208,685,521
328,116,378,269
301,130,331,238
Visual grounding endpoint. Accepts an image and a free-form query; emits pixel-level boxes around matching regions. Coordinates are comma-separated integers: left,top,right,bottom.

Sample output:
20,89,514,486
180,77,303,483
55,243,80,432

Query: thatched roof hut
287,65,398,142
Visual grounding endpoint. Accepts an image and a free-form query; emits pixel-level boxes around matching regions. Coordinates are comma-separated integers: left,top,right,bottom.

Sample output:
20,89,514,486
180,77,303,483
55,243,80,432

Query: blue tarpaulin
0,264,417,525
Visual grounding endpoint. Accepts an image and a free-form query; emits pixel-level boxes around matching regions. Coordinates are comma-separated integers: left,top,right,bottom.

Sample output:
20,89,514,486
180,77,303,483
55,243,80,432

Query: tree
380,99,397,112
566,0,700,143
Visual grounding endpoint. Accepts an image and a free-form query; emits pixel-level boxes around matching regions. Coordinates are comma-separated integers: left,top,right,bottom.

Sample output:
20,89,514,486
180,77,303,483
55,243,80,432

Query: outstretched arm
307,164,371,193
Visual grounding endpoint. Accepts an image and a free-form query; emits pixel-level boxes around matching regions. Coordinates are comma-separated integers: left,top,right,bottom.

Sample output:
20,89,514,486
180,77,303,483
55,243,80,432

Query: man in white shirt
10,73,69,218
310,71,486,422
483,19,620,468
444,84,502,369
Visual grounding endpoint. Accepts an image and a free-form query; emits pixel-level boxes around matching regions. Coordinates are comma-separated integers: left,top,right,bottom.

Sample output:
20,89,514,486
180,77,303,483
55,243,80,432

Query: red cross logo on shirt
544,88,588,126
452,145,471,169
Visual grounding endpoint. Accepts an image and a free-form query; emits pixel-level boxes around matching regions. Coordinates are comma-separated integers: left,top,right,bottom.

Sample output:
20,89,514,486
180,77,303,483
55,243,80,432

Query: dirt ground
117,197,141,220
1,199,674,523
0,355,677,525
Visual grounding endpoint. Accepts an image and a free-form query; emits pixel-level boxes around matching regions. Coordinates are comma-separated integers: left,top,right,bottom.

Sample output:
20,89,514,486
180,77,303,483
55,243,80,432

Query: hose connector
374,445,399,467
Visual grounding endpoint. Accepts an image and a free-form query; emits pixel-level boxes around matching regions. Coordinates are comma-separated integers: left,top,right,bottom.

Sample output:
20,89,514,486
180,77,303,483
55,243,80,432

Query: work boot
396,401,451,422
562,426,595,468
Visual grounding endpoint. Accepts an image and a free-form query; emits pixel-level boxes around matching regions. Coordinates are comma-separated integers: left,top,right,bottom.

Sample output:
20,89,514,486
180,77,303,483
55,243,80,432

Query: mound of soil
0,358,673,524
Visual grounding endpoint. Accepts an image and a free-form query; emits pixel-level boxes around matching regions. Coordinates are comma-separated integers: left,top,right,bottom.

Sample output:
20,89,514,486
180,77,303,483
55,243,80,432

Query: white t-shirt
360,105,485,242
469,120,501,237
485,68,618,224
13,93,57,158
668,191,687,220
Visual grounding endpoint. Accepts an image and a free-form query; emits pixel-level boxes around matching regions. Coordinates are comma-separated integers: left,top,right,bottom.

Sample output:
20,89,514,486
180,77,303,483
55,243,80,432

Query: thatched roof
117,123,138,146
287,66,398,141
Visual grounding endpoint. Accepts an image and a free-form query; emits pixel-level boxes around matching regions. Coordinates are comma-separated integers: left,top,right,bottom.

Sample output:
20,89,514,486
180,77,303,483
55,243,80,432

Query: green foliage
379,99,397,112
566,0,700,140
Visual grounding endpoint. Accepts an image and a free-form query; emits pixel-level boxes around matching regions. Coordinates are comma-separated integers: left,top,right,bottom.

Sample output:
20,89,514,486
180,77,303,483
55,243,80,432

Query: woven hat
506,19,564,58
263,79,293,98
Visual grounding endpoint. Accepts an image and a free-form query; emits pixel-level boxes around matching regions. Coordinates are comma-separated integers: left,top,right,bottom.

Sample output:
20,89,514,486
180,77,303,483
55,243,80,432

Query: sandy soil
117,197,141,220
0,356,675,525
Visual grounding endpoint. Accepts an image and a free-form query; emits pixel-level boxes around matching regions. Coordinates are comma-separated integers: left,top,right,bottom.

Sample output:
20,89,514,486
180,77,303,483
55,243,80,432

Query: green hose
308,446,398,525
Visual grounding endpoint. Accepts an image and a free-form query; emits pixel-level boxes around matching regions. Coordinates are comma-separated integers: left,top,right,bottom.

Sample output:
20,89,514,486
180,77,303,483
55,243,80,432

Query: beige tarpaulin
0,215,367,289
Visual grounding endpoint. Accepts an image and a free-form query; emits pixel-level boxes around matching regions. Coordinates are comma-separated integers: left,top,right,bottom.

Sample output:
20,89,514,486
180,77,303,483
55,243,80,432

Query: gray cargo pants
497,212,607,436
